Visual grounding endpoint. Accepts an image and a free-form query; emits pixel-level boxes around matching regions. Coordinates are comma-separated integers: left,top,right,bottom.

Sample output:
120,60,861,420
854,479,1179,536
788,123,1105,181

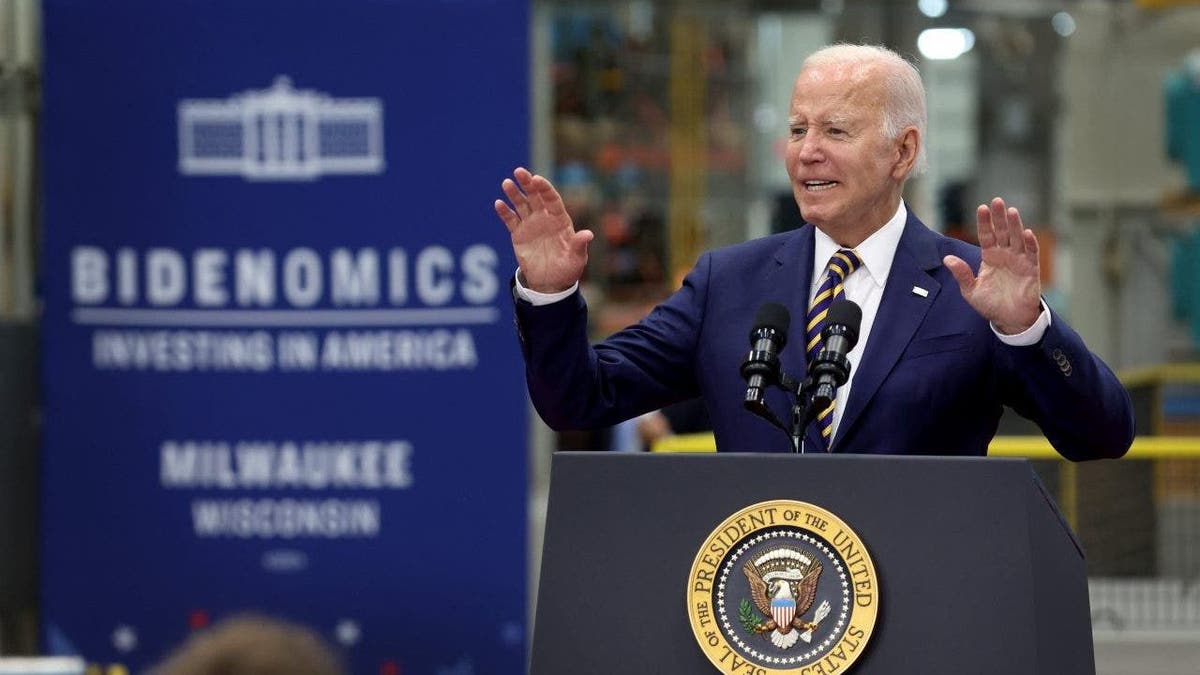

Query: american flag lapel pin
912,286,929,297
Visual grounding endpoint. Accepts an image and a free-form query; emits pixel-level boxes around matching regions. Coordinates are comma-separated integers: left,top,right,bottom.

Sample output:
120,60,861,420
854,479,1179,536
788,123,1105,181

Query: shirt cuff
513,269,579,306
992,299,1052,346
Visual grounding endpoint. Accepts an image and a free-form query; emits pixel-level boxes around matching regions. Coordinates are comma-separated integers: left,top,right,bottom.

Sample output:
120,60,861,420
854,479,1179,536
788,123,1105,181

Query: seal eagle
743,547,826,649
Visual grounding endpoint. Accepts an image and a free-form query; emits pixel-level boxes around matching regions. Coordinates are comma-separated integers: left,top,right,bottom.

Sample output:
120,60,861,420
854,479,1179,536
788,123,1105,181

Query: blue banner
40,2,529,673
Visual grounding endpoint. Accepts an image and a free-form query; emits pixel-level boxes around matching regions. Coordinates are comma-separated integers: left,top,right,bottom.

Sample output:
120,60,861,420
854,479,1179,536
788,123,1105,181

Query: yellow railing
652,433,1200,458
650,435,1200,533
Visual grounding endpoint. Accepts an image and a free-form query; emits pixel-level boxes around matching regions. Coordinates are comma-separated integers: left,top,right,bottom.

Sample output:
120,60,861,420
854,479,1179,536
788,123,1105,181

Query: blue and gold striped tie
805,249,862,449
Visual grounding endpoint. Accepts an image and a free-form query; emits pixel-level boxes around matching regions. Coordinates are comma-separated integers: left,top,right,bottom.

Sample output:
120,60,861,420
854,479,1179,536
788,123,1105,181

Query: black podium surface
531,453,1093,675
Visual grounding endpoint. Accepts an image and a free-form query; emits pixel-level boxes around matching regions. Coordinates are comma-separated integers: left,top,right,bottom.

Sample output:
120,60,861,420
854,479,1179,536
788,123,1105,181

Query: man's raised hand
494,167,593,294
943,197,1043,335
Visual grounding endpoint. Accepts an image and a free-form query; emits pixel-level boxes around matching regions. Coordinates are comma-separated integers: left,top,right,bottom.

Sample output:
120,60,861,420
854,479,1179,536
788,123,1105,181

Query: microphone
809,298,862,413
741,303,790,409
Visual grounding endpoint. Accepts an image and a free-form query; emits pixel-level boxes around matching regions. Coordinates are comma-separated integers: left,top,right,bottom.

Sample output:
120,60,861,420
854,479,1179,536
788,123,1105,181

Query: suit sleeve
995,308,1134,460
512,253,711,430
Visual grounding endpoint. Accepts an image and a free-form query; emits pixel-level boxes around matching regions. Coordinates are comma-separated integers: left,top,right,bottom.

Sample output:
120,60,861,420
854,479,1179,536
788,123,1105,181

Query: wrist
517,269,574,294
992,299,1050,346
995,322,1028,336
995,319,1034,336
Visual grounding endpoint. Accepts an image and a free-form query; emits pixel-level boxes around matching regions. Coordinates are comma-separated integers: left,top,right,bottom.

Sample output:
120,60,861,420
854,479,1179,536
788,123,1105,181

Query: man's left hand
943,197,1042,335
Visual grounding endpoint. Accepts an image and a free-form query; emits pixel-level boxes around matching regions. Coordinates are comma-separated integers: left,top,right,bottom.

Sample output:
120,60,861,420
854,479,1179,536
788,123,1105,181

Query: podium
531,453,1094,674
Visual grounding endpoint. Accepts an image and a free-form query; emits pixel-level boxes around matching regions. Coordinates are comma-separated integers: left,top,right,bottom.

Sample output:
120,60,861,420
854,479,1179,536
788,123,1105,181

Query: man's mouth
803,180,838,192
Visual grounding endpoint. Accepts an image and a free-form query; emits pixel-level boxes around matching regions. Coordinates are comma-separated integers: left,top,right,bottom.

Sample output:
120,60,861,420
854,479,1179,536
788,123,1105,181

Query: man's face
784,62,907,239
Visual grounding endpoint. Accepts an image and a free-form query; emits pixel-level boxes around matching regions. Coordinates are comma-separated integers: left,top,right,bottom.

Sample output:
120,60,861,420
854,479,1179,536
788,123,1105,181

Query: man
493,44,1133,459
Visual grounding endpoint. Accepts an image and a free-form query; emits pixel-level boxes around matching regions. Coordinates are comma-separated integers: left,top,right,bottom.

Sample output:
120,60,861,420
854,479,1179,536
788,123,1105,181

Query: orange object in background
1038,228,1056,288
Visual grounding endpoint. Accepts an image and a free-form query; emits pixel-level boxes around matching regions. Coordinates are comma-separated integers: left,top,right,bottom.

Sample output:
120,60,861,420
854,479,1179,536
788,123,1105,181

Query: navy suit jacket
514,212,1134,459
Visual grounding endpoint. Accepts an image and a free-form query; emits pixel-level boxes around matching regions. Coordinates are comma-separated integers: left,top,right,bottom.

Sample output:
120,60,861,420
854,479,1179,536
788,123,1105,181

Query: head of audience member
152,614,345,675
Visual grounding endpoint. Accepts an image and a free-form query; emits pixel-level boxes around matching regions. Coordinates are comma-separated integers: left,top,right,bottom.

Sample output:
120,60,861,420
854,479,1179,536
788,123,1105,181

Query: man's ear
892,127,919,179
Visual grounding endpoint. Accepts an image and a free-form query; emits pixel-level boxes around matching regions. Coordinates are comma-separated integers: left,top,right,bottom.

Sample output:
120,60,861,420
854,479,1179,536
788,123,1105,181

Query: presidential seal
687,500,878,674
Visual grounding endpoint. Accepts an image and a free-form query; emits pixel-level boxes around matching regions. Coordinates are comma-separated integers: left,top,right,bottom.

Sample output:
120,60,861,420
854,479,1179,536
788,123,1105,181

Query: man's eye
790,127,806,137
829,128,845,136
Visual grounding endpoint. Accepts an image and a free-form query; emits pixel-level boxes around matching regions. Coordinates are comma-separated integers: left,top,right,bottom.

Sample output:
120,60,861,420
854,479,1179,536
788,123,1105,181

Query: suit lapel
761,227,817,451
833,214,945,448
771,226,817,372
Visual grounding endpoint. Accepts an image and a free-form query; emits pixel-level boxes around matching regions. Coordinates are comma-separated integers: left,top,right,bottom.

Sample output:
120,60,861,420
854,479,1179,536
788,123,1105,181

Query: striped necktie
805,248,862,449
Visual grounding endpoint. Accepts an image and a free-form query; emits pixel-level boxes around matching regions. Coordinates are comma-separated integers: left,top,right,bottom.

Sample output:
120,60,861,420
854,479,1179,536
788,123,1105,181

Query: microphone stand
742,298,861,454
744,370,808,451
744,365,823,454
789,376,819,454
747,356,843,454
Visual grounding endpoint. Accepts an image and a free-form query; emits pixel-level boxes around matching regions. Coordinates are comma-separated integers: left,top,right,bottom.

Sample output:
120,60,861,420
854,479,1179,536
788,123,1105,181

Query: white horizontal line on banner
0,658,85,674
70,306,500,327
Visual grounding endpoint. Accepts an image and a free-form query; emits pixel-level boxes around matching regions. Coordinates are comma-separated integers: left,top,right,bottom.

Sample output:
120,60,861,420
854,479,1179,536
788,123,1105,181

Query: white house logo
178,76,384,181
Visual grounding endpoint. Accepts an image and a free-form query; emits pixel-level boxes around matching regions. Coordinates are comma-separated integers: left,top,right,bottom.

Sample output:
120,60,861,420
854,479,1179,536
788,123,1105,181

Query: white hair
802,44,928,175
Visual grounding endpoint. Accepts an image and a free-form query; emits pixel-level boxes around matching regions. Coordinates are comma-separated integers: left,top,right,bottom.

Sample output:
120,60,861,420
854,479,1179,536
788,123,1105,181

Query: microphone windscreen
826,298,862,343
750,303,791,345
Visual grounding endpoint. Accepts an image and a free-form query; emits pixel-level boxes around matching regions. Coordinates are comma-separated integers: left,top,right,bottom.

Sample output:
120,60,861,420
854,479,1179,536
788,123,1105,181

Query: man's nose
795,134,824,162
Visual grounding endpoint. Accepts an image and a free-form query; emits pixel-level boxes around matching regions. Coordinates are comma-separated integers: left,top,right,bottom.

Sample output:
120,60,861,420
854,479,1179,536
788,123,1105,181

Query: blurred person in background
495,43,1132,460
610,397,713,452
151,615,344,675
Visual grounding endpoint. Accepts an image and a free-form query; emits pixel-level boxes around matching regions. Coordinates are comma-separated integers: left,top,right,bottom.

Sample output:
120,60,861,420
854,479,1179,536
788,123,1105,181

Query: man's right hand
494,167,593,294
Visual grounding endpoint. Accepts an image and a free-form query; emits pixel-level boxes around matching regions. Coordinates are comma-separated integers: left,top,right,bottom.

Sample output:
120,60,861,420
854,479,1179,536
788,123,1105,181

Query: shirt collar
812,200,907,289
